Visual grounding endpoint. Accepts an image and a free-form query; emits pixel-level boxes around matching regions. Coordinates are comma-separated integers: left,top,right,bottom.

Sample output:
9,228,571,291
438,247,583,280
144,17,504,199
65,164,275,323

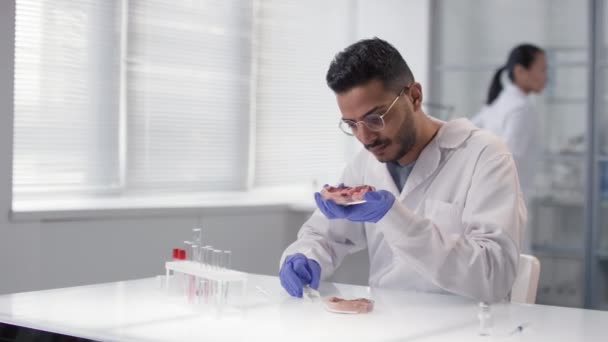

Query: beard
365,109,416,163
391,124,416,162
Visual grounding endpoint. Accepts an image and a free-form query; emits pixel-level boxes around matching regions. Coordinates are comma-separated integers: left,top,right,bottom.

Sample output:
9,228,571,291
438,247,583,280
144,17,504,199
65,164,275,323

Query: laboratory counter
0,273,607,341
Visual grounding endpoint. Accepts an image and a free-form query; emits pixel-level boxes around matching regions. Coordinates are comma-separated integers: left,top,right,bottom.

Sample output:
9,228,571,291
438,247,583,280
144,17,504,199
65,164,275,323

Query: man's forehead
336,81,391,119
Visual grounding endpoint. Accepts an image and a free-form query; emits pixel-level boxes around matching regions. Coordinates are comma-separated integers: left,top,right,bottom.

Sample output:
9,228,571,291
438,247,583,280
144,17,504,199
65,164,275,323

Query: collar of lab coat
367,117,478,199
396,118,477,199
434,118,478,149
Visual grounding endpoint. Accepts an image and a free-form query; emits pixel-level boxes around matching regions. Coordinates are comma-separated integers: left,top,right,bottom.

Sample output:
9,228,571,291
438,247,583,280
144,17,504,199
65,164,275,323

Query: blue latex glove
279,253,321,298
314,189,395,223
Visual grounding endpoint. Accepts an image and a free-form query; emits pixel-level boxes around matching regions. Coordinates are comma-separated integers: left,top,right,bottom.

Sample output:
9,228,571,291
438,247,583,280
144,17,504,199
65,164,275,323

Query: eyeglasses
338,86,408,136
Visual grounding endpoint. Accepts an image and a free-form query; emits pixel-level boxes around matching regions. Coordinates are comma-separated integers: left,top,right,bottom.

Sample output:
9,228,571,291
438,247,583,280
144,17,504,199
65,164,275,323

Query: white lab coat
471,83,539,201
282,118,526,303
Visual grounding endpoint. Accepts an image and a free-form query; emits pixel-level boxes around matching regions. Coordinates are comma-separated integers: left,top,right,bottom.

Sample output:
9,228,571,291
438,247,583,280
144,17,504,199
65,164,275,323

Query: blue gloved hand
314,190,395,223
279,253,321,298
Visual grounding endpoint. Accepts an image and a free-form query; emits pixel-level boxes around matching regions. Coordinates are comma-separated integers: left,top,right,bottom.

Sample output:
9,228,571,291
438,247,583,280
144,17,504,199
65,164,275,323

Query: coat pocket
424,199,463,236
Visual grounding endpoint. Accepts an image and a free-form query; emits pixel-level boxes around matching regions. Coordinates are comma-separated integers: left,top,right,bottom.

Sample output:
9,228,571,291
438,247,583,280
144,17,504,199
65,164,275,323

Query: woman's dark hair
486,44,544,104
326,37,414,94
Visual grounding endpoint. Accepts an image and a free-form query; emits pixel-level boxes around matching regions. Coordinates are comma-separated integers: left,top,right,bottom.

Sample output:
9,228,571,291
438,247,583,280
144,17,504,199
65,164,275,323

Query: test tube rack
165,260,248,305
166,260,247,282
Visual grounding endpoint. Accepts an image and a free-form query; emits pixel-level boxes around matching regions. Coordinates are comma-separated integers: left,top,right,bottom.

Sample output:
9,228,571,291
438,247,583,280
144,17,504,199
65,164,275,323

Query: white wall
356,0,431,95
0,0,430,294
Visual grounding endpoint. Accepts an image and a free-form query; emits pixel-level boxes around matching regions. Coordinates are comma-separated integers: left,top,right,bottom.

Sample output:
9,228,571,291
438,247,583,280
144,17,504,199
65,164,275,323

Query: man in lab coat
279,38,526,303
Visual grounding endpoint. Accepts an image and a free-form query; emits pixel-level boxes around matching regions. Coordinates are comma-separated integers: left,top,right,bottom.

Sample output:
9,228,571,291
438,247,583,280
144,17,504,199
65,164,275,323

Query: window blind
125,0,253,193
13,0,359,202
253,0,355,188
13,0,121,195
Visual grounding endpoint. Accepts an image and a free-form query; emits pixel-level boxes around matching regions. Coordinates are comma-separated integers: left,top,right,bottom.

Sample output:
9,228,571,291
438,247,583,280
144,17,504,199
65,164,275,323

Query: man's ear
410,82,423,110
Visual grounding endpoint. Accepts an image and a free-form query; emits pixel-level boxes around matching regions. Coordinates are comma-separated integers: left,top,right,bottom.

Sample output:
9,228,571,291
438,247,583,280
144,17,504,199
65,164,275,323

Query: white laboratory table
0,273,606,342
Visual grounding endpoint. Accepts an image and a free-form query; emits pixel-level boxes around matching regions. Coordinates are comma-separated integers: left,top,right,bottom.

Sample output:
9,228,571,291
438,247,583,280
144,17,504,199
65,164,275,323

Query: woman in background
473,43,547,252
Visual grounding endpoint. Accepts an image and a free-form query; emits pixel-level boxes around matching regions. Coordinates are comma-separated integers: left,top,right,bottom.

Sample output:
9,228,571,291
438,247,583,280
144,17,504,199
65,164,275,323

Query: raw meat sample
320,185,375,205
323,296,374,314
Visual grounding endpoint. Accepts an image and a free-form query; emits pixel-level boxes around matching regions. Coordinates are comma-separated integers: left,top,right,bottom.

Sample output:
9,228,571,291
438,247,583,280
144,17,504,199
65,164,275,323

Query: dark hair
486,43,545,105
326,37,414,94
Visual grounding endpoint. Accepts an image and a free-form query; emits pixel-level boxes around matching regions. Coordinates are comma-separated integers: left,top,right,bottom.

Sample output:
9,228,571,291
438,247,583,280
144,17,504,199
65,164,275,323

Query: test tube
223,250,232,270
181,241,196,301
213,249,222,270
198,245,205,267
203,245,213,268
192,244,200,263
168,248,179,295
183,241,192,260
202,245,214,302
222,250,232,305
188,244,200,302
198,249,206,303
213,249,222,304
192,227,202,245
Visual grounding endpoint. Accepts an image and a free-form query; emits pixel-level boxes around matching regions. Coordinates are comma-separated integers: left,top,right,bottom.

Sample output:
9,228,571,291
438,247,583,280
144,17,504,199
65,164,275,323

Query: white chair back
511,254,541,304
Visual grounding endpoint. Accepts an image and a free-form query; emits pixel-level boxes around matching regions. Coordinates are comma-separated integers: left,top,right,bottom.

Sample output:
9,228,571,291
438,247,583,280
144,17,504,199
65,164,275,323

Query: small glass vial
478,302,493,336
